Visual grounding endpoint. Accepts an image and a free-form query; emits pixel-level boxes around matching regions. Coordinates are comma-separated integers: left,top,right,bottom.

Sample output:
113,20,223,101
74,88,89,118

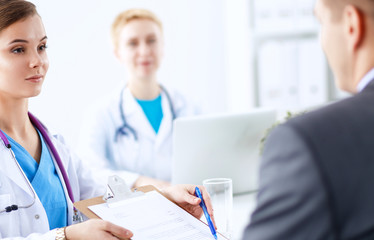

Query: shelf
252,29,318,42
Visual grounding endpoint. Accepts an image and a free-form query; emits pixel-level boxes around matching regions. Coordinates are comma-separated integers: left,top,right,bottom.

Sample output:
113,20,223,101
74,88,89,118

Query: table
202,192,257,239
231,192,257,240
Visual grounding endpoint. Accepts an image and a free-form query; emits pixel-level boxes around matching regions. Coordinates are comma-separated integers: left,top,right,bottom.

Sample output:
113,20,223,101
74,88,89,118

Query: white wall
223,0,254,111
28,0,251,147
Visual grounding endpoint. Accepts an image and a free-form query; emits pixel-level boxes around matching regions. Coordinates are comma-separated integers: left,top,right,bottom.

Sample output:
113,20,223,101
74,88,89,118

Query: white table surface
231,192,257,240
200,192,257,239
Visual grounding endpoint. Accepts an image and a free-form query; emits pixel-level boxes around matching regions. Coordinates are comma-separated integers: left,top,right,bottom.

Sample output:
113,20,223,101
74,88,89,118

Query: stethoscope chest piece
73,209,84,223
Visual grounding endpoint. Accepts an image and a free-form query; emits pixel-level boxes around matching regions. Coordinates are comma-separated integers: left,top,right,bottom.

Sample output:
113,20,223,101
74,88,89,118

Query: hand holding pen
195,187,218,239
162,185,217,224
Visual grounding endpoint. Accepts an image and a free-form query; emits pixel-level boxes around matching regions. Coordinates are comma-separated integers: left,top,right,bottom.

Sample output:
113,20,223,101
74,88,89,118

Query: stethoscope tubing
0,112,75,213
0,148,36,213
160,85,177,120
115,85,177,142
28,113,75,203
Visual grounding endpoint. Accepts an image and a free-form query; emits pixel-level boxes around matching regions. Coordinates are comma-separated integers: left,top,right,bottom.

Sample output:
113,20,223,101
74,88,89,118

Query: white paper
89,190,226,240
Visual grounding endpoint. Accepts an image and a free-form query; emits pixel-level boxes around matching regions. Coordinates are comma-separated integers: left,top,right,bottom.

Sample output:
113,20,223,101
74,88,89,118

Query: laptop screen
171,108,276,194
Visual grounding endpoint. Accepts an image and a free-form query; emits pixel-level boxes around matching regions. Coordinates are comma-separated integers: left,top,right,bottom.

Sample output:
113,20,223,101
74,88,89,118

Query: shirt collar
357,68,374,92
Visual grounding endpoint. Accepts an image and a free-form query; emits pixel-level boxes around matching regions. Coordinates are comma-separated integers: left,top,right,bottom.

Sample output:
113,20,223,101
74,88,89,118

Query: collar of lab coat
122,87,174,144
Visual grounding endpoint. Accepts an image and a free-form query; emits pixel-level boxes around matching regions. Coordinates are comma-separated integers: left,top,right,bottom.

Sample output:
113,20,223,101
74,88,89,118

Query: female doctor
0,1,213,239
78,9,197,189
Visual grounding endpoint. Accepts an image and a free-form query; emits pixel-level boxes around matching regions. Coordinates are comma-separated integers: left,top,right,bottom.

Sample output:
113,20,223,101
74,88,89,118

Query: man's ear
343,5,365,52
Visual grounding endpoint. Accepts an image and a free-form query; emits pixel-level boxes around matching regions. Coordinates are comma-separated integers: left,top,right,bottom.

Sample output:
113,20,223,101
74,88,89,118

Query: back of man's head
316,0,374,93
323,0,374,21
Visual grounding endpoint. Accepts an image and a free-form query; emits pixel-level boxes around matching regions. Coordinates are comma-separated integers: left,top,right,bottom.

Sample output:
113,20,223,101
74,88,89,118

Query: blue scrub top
5,130,68,229
136,94,164,133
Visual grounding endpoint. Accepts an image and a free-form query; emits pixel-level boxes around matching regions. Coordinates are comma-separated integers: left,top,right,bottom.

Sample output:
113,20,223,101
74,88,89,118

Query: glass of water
203,178,233,239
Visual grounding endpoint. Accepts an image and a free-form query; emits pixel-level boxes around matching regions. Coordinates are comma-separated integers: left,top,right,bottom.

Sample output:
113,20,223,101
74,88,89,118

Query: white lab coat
0,130,106,239
78,86,198,187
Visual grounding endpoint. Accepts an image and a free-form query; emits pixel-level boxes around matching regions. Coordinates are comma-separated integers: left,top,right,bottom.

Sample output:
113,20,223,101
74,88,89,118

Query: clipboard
74,185,158,219
74,176,229,240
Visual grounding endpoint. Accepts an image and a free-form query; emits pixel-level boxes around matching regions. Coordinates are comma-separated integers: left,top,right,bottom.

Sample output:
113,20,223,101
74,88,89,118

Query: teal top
5,130,68,229
136,95,164,133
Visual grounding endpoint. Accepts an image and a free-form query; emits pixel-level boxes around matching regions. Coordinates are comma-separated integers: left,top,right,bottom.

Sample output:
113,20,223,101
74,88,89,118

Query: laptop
171,108,277,194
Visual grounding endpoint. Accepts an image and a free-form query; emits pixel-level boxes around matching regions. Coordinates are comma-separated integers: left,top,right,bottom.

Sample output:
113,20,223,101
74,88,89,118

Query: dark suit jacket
242,80,374,240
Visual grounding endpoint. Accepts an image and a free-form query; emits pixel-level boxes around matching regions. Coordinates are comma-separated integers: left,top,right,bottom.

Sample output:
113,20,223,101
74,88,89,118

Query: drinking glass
203,178,233,239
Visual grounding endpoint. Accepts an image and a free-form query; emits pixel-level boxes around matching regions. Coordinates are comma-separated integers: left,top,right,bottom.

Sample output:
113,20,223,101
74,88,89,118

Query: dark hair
0,0,37,33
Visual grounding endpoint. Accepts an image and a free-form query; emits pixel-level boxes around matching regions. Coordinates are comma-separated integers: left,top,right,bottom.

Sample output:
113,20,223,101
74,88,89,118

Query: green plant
259,111,306,155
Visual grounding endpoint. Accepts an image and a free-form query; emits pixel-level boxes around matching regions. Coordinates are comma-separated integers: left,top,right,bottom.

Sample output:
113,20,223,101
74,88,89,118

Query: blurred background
29,0,349,149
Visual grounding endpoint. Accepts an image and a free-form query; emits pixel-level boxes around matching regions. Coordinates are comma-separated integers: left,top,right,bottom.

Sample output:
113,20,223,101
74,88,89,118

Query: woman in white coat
0,1,213,239
79,9,197,189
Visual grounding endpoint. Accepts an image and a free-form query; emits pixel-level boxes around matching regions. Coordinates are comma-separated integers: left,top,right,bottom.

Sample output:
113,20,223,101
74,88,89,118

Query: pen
195,187,217,240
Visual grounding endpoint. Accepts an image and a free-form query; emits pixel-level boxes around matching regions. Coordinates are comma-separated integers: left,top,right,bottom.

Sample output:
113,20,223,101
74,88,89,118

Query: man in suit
242,0,374,239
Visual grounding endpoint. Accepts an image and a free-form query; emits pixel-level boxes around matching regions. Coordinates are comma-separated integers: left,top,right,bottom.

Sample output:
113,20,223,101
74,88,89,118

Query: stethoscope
0,113,82,223
115,85,177,142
